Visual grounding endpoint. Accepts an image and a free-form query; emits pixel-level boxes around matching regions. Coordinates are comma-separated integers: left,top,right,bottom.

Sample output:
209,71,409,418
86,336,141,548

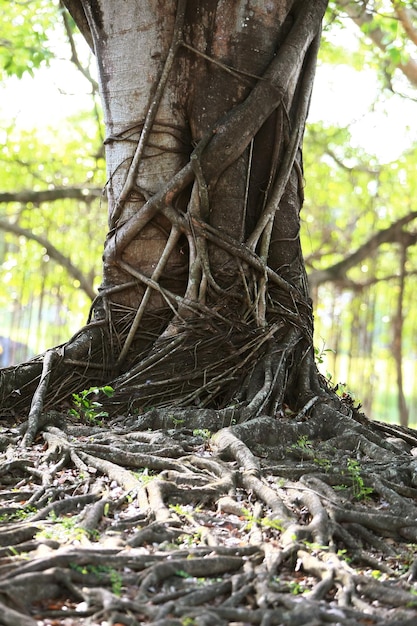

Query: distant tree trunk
1,0,332,421
393,241,409,427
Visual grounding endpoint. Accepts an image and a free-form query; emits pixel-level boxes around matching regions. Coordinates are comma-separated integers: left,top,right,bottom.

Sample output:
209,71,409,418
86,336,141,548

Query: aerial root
21,349,61,447
2,404,417,624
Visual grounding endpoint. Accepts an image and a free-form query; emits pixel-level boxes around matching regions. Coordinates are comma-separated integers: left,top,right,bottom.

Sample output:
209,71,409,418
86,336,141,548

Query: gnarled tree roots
1,400,417,625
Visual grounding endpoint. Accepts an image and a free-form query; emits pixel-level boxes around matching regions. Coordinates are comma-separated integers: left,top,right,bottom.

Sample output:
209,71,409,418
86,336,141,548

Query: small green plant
260,516,284,531
295,435,312,450
70,385,114,424
0,506,37,523
70,563,123,595
314,344,335,380
290,435,313,460
288,580,306,595
176,530,203,547
337,548,350,561
313,456,331,472
346,458,373,500
314,344,330,364
290,437,332,470
241,508,283,532
169,503,200,521
109,568,123,596
175,569,193,579
192,428,211,440
133,467,154,484
37,513,88,543
171,415,185,428
334,382,359,406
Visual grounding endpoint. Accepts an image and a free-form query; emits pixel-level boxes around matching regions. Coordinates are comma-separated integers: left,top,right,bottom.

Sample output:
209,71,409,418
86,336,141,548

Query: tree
304,0,417,426
2,0,417,420
3,2,417,625
2,0,330,420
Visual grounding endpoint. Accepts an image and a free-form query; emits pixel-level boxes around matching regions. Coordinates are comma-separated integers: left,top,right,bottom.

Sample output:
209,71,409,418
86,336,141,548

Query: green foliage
181,618,197,626
314,344,335,381
0,505,37,522
0,116,106,356
241,508,284,532
314,344,335,366
192,428,211,439
313,456,331,472
324,0,416,90
70,385,114,425
289,437,333,471
70,563,123,595
272,576,307,595
334,459,374,500
169,503,200,520
290,435,313,461
0,0,105,360
346,459,374,500
37,513,88,543
133,467,155,484
0,0,59,79
303,114,417,423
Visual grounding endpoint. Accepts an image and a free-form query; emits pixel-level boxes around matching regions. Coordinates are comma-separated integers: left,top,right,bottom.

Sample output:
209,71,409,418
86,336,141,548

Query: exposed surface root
1,405,417,625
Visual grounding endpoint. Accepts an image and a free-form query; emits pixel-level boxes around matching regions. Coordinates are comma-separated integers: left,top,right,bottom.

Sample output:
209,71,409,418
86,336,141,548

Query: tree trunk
101,0,327,414
0,0,330,419
393,241,409,427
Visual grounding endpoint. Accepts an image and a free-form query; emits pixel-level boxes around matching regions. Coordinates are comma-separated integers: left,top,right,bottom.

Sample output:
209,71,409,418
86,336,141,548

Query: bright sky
0,61,94,131
309,64,417,162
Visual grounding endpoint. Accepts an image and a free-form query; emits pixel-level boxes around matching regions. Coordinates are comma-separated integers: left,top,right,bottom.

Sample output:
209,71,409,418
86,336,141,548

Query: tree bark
75,0,327,417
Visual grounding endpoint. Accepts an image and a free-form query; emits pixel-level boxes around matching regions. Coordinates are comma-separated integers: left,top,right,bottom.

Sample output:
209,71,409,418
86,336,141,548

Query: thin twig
181,41,263,83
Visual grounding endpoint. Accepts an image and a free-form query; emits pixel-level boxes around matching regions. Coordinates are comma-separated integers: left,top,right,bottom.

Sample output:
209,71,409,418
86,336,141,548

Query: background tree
305,0,417,426
0,0,106,360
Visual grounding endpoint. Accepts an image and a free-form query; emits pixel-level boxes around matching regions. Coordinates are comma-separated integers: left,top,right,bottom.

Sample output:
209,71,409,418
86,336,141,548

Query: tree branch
393,1,417,47
309,211,417,287
324,147,380,175
60,0,99,91
0,187,103,204
0,219,96,300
